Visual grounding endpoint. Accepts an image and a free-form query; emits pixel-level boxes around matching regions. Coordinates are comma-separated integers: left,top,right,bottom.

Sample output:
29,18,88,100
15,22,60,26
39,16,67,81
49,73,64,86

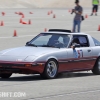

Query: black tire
41,59,58,79
0,73,12,79
92,57,100,75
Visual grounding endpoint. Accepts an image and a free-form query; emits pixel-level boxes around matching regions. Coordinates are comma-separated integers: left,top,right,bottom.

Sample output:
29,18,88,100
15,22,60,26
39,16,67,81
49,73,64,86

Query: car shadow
0,74,43,81
0,72,95,81
57,72,94,79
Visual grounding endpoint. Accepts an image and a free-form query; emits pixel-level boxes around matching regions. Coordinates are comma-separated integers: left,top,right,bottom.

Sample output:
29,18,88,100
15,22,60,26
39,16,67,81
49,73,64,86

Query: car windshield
27,33,71,48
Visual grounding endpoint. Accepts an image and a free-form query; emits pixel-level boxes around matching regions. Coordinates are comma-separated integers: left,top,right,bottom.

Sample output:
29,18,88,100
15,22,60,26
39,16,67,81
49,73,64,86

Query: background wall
0,0,92,8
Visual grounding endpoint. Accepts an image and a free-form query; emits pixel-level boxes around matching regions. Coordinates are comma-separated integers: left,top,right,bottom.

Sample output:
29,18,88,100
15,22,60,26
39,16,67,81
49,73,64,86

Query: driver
71,38,80,48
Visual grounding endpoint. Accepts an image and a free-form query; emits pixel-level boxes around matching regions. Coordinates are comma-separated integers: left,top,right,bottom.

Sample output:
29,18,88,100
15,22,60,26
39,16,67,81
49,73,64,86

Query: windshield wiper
26,44,37,47
42,45,60,48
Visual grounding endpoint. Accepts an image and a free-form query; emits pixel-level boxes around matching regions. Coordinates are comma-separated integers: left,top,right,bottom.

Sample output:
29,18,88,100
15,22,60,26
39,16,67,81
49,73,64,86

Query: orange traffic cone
29,12,33,14
22,21,27,24
19,12,23,15
1,21,4,26
28,19,31,25
22,14,24,18
53,14,56,18
2,12,5,16
13,30,17,37
85,14,88,18
20,18,22,23
15,12,18,14
19,12,21,15
47,11,50,15
98,25,100,31
44,28,47,32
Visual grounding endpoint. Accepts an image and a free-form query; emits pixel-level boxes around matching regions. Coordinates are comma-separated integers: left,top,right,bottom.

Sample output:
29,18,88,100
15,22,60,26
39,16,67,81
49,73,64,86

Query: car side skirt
58,57,97,73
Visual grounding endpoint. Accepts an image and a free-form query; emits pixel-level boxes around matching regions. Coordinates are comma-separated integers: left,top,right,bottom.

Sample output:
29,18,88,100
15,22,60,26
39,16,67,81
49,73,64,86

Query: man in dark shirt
72,0,83,33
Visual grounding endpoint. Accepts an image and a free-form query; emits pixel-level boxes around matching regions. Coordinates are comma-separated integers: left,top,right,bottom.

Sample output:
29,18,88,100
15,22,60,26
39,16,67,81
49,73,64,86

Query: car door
67,35,94,71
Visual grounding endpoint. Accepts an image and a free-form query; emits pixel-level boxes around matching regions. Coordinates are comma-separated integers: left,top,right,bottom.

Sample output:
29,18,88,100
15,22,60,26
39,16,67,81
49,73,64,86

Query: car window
92,37,100,46
71,35,89,47
28,33,71,48
33,35,51,45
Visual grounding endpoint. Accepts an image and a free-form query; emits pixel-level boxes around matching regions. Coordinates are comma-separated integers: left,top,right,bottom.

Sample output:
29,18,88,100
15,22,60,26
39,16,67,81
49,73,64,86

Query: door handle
88,50,91,52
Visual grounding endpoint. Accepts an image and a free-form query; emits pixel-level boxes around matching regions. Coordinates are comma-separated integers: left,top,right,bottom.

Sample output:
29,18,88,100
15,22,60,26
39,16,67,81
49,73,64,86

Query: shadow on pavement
0,74,43,81
57,72,94,79
0,72,95,81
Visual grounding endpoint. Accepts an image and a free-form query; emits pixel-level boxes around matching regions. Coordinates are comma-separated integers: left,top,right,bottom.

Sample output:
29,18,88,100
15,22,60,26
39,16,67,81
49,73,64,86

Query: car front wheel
92,57,100,75
41,59,58,79
0,73,12,79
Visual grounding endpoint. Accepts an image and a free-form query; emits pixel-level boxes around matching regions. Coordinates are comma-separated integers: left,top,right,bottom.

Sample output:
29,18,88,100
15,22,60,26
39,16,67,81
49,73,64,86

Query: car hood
0,46,59,62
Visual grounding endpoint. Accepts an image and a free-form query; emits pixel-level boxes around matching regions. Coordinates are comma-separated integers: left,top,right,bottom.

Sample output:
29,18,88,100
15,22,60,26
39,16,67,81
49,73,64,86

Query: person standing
91,0,99,16
72,0,83,33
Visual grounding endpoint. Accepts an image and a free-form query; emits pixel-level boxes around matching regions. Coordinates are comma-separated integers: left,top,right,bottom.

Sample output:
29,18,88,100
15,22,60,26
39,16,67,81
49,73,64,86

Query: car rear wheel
0,73,12,79
41,59,58,79
92,57,100,75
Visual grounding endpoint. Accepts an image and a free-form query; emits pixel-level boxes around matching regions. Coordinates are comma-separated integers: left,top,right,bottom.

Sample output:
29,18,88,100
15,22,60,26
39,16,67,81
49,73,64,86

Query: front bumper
0,61,45,74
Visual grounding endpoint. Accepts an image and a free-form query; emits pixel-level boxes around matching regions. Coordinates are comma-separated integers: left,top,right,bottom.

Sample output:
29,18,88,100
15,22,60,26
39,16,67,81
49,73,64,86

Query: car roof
42,31,88,36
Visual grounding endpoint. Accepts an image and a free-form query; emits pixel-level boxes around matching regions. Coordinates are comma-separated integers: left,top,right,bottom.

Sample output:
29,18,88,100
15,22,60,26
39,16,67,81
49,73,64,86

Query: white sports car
0,29,100,79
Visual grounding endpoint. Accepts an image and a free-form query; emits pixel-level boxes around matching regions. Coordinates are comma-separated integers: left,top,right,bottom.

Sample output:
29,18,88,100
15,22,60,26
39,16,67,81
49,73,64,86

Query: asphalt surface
0,8,100,100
